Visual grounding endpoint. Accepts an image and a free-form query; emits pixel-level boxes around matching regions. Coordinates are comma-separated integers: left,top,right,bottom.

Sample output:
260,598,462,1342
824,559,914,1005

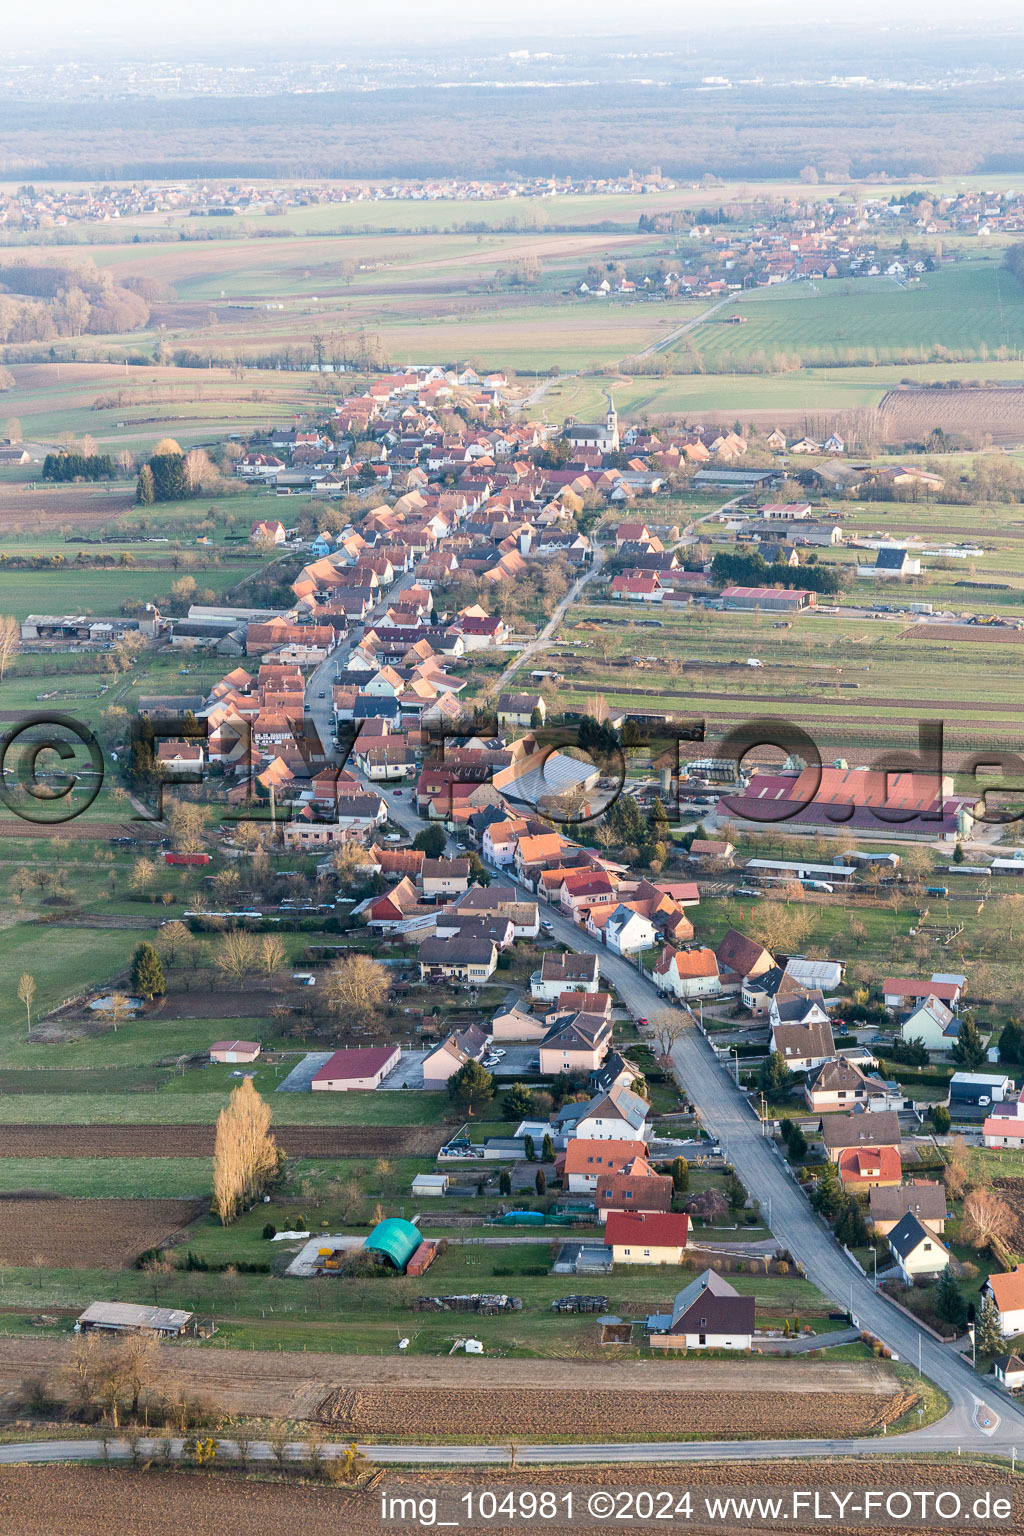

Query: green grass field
0,1156,211,1198
682,262,1024,365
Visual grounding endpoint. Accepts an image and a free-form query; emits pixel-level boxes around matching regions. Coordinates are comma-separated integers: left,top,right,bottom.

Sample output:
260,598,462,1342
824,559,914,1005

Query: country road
640,294,735,355
337,779,1024,1462
297,513,1024,1465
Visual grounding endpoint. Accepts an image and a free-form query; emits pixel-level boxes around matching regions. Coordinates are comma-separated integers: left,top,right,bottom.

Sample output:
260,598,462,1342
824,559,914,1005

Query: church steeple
604,389,619,450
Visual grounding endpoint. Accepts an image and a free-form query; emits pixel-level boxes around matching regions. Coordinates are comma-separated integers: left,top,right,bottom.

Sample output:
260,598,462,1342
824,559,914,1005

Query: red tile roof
604,1210,689,1249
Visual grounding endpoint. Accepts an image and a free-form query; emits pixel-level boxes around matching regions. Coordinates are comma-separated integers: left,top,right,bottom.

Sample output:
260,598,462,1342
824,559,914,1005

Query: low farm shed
76,1302,196,1338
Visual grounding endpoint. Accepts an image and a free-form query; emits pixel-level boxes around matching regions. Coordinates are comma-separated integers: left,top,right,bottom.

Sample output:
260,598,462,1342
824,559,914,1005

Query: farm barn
209,1040,261,1064
76,1302,198,1339
311,1045,401,1091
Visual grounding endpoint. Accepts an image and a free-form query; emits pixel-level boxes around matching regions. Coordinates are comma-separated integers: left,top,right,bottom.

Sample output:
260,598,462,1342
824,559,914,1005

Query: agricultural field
0,1197,204,1269
3,1460,1020,1536
0,1123,448,1159
554,600,1024,761
681,261,1024,366
317,1370,913,1443
878,386,1024,445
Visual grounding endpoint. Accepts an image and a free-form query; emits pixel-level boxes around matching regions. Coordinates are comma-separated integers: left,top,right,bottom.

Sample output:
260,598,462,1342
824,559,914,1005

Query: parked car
392,788,403,796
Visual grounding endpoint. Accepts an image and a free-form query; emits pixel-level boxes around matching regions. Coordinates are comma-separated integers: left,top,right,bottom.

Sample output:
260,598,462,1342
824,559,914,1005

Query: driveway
379,1049,429,1089
487,1044,538,1077
276,1051,333,1092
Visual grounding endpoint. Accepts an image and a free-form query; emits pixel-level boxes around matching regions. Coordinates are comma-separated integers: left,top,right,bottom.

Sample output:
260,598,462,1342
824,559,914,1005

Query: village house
531,951,601,1002
899,995,959,1052
869,1181,947,1238
647,1270,755,1351
538,1012,612,1075
770,1004,835,1073
653,945,721,1002
497,692,546,729
804,1057,893,1113
838,1144,902,1191
821,1108,902,1165
420,857,471,901
985,1269,1024,1339
422,1024,490,1085
417,936,498,984
554,1084,650,1146
888,1211,950,1282
595,1155,673,1219
606,1210,689,1267
563,1138,644,1194
715,929,775,991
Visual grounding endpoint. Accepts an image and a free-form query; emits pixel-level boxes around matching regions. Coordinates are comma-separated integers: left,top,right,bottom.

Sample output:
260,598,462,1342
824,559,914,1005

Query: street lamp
729,1046,740,1087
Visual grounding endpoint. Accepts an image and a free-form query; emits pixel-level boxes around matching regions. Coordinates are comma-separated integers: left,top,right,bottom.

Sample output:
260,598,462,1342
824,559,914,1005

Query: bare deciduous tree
962,1188,1015,1251
648,1009,689,1058
17,972,35,1036
257,933,287,978
322,953,391,1029
214,929,259,985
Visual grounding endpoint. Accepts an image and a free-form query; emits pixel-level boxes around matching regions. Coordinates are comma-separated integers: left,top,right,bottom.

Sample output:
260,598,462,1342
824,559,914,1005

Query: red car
637,1016,649,1027
392,788,403,796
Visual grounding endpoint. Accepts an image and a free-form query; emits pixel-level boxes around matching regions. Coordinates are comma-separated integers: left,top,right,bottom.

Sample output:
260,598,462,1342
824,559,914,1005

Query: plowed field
317,1384,917,1442
879,385,1024,447
0,1124,446,1159
0,1198,205,1268
2,1462,1019,1536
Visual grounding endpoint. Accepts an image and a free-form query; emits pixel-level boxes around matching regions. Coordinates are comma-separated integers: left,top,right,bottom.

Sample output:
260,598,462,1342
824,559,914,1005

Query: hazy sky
7,0,1024,49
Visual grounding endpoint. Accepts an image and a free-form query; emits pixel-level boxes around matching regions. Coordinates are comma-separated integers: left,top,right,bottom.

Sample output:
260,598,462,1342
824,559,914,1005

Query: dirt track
0,1124,447,1159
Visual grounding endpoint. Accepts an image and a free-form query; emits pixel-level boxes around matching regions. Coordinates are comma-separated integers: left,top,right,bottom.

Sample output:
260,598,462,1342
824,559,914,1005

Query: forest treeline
1,84,1023,180
0,258,158,341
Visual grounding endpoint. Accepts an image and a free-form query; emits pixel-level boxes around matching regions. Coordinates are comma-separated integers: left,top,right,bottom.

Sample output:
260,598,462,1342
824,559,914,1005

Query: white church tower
604,390,619,451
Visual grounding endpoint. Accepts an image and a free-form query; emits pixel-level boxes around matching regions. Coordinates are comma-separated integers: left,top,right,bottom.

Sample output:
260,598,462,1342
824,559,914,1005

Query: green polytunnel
363,1217,422,1272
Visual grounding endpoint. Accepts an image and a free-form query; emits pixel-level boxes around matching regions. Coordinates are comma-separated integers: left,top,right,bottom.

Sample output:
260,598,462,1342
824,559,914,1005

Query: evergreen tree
499,1169,512,1197
786,1125,808,1160
810,1159,846,1221
952,1015,986,1072
447,1059,494,1116
523,1134,536,1161
670,1156,690,1193
535,1168,547,1196
130,941,165,1000
835,1198,869,1248
976,1294,1004,1356
413,825,446,858
135,464,155,505
149,452,187,502
934,1267,967,1329
542,1133,555,1163
999,1019,1024,1066
930,1104,952,1134
759,1050,794,1095
501,1083,534,1121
